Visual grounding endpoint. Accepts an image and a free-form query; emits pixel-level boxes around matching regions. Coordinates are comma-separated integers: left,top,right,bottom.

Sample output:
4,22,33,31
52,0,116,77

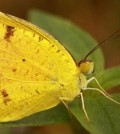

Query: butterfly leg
83,87,120,104
79,92,90,121
60,95,90,121
87,77,111,97
59,97,69,109
59,97,74,121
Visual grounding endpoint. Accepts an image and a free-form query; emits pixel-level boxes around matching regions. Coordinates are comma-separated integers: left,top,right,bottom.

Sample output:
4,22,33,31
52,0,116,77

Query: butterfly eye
78,60,94,75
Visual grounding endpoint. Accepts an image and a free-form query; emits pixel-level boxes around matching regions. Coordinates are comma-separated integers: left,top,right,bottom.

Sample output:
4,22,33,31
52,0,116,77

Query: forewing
0,12,77,121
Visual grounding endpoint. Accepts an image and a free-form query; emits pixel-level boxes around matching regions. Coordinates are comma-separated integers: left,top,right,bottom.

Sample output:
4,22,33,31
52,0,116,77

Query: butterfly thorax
59,60,94,102
59,75,80,101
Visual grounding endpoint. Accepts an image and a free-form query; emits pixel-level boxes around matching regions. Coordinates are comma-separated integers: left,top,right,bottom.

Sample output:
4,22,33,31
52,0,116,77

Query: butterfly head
78,60,94,75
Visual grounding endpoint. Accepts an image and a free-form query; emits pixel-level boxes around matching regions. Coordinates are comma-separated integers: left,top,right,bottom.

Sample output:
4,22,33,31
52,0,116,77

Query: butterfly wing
0,12,77,121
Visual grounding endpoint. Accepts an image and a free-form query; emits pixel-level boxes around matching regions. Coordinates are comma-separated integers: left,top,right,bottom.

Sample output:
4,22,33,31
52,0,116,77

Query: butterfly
0,12,119,122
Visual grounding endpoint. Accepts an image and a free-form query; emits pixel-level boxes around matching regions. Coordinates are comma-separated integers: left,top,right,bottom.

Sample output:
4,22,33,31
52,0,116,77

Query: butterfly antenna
84,29,120,60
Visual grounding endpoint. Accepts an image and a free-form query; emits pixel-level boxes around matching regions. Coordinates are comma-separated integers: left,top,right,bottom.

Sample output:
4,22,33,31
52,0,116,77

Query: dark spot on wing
22,59,26,62
56,50,60,53
35,90,40,94
1,89,8,97
51,45,54,47
4,25,15,42
12,68,17,72
65,60,69,63
60,84,64,87
39,36,43,42
1,89,11,105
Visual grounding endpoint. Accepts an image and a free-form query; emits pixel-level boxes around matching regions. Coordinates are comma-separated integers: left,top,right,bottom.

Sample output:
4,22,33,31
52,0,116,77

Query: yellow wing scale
0,12,80,121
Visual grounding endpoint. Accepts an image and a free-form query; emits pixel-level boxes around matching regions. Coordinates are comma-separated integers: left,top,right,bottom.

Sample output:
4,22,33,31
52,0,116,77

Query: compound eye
78,60,94,75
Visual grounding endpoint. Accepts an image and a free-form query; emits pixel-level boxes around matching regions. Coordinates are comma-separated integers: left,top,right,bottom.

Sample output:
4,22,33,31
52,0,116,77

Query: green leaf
97,66,120,90
69,94,120,134
27,9,104,72
0,105,69,127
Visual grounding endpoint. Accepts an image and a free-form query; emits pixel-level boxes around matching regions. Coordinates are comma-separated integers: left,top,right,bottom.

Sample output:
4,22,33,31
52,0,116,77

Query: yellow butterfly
0,12,119,122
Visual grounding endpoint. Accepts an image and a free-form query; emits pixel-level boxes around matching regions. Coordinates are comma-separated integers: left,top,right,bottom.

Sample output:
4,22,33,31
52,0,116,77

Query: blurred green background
0,0,120,134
